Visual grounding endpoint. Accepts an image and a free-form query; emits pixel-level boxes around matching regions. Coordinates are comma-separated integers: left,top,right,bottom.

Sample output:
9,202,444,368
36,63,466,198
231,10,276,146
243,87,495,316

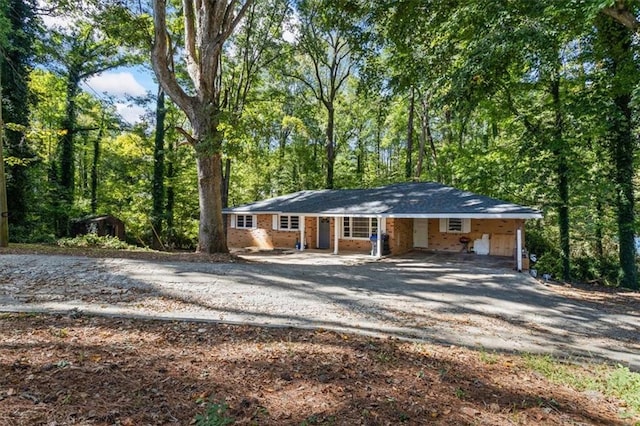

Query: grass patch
478,347,499,365
193,399,234,426
523,354,640,418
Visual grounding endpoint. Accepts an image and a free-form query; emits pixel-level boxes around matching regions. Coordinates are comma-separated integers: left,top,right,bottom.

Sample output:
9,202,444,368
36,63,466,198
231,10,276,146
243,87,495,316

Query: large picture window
343,217,378,239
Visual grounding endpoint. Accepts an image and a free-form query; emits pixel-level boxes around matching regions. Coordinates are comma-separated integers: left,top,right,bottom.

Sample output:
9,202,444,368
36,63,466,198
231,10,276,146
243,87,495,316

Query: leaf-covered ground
0,312,634,426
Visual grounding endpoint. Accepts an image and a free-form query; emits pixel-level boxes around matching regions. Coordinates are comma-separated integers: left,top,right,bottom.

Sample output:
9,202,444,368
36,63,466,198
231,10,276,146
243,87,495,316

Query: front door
318,217,331,249
413,218,429,248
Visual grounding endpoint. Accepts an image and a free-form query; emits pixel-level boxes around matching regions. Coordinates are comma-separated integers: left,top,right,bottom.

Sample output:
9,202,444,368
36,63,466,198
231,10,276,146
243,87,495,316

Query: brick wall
228,215,528,264
386,218,413,255
427,218,526,256
227,214,315,250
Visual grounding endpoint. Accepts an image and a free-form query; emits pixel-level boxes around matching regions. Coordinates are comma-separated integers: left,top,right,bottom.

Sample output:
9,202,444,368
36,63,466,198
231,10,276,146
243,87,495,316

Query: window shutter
252,215,258,229
272,215,278,230
230,215,236,228
462,219,471,233
439,219,447,233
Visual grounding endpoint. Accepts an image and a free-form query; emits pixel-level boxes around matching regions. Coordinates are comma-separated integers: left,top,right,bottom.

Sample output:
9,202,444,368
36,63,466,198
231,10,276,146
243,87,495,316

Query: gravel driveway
1,251,638,369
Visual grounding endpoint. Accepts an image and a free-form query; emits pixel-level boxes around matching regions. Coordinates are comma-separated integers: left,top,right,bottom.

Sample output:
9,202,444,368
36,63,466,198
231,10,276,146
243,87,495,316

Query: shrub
57,233,139,250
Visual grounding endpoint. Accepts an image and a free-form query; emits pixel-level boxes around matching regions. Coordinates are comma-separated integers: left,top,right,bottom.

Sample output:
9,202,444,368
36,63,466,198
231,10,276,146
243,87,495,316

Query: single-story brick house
223,182,542,270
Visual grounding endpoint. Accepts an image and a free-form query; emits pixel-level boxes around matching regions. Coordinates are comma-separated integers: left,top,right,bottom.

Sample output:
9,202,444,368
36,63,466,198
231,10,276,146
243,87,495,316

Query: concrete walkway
0,251,638,369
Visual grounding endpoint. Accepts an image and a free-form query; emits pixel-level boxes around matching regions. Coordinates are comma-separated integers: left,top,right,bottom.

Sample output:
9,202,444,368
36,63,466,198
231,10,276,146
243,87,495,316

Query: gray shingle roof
224,182,542,219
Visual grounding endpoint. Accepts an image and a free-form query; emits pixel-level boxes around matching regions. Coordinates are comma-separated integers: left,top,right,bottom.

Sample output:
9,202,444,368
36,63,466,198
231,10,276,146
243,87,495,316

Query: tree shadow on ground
0,313,632,425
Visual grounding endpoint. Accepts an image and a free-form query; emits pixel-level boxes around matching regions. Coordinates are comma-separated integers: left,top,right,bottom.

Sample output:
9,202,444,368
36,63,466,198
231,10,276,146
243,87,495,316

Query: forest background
1,0,640,290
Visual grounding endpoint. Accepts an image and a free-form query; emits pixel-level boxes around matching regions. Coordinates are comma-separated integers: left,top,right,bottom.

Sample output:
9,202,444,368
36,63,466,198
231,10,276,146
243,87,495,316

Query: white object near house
474,234,490,255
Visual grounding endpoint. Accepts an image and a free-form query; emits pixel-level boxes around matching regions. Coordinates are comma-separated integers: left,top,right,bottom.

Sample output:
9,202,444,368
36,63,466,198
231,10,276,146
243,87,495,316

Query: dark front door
318,217,331,249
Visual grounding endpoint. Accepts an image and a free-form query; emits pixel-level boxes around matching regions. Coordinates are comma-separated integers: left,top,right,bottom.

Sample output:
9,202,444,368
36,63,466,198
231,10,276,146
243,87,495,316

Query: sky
38,0,157,125
82,66,157,124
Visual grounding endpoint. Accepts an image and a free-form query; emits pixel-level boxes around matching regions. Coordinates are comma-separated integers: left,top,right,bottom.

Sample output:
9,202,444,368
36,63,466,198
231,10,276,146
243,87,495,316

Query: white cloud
115,102,147,124
85,72,148,98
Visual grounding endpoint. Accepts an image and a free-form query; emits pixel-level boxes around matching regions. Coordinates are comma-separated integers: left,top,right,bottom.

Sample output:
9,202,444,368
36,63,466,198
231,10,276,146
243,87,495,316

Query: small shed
71,215,125,240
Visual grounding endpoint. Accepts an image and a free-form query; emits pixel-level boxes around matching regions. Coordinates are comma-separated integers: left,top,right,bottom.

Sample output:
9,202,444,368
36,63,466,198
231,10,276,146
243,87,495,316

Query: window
439,218,470,233
235,214,255,229
343,217,378,239
279,215,300,230
448,218,463,232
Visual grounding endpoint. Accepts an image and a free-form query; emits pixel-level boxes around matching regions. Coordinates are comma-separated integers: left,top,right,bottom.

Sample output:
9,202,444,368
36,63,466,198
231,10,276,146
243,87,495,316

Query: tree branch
602,0,640,31
151,0,195,120
175,126,197,146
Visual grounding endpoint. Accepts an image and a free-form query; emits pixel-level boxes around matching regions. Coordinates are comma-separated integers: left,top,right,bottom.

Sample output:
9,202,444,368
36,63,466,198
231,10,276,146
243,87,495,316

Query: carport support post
376,216,385,258
333,217,339,255
300,216,306,251
516,228,523,272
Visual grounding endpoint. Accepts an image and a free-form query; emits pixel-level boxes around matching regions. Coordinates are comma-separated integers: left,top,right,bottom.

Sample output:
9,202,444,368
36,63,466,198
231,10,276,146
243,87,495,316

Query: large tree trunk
196,153,228,253
194,115,228,254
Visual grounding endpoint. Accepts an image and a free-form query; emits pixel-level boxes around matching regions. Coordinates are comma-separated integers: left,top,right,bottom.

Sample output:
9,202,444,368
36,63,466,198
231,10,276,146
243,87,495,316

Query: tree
0,62,7,247
151,87,166,249
1,0,37,233
151,0,252,254
593,11,639,289
41,17,135,235
286,0,354,189
0,0,10,246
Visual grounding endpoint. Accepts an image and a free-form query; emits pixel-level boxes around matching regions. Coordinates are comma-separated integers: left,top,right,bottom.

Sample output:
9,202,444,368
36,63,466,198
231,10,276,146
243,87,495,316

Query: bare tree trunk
0,68,8,247
151,88,166,250
415,93,437,180
90,126,103,214
165,140,175,247
58,71,80,236
550,76,571,282
406,87,415,180
326,104,335,189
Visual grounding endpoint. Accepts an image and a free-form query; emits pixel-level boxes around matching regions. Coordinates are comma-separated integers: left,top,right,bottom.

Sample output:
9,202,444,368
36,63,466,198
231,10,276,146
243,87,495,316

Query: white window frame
233,214,256,229
342,217,378,239
439,218,470,234
275,215,300,231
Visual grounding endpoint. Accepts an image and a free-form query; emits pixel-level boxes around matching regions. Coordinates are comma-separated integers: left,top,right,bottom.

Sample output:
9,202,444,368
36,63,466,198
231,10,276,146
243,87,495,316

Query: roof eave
224,210,543,219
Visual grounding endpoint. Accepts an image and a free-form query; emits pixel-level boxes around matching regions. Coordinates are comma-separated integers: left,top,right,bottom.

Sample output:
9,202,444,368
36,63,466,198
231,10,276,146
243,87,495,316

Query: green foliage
57,233,139,250
524,354,640,418
193,399,234,426
0,0,10,48
9,224,56,244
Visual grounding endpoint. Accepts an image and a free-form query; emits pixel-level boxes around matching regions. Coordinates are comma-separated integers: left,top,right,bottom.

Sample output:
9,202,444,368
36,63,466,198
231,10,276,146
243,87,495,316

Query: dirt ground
0,246,638,425
0,312,634,426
